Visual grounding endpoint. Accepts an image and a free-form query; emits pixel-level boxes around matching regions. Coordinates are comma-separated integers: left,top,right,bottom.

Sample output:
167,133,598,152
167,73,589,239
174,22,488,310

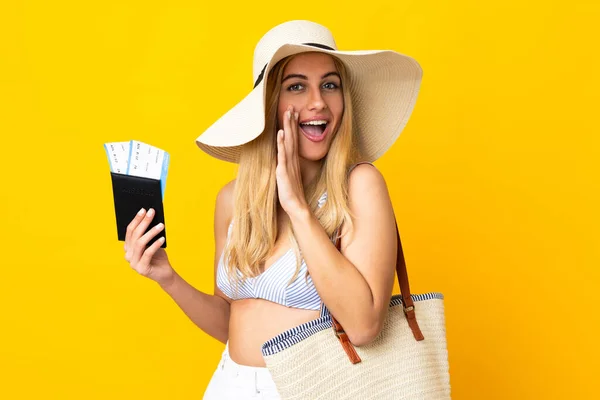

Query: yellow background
1,1,598,398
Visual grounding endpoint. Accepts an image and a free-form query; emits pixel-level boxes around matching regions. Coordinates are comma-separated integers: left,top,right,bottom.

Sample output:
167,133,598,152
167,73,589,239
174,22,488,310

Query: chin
299,149,329,162
298,138,333,162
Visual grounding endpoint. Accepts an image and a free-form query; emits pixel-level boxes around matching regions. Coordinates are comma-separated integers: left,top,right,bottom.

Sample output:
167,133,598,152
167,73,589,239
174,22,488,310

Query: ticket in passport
103,140,170,199
103,141,130,174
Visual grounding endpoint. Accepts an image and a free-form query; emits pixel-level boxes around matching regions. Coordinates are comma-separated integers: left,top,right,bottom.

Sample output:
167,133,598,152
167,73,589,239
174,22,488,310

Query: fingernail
138,208,145,215
156,223,164,230
148,208,154,216
294,112,298,120
288,110,292,120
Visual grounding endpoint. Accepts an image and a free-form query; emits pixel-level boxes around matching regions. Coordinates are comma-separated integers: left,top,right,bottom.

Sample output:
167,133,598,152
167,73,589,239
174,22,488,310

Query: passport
104,140,169,248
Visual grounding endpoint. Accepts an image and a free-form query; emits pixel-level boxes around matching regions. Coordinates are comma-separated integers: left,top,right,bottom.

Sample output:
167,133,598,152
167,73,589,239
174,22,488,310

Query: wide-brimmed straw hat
195,20,423,163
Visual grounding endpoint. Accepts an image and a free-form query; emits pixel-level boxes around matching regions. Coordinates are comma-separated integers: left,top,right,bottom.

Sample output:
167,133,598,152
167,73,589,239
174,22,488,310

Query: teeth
301,120,327,126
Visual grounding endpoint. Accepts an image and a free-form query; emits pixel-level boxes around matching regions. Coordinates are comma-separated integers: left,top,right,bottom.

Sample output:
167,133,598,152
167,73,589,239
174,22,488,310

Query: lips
299,120,329,143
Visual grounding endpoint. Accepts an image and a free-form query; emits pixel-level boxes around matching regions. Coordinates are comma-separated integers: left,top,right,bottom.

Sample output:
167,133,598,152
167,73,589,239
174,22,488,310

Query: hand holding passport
105,140,170,248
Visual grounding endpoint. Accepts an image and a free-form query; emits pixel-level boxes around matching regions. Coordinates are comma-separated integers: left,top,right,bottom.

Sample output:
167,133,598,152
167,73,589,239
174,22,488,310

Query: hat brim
195,43,423,163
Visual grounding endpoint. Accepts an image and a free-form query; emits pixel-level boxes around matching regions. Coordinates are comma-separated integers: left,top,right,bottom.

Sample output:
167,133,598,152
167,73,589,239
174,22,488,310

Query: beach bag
261,211,451,399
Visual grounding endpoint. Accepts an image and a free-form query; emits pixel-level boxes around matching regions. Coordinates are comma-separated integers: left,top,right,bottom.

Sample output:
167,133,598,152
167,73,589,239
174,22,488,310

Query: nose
307,87,327,111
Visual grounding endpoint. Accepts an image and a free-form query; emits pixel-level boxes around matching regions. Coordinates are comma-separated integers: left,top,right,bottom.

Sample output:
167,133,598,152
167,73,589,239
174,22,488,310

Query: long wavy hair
223,53,362,293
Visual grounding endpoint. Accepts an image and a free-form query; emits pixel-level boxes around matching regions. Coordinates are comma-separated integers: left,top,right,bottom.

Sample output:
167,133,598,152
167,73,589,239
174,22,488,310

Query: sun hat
195,20,423,163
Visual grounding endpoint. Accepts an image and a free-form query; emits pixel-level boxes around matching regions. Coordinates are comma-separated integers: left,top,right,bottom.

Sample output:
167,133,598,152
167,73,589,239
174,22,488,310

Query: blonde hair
223,53,362,293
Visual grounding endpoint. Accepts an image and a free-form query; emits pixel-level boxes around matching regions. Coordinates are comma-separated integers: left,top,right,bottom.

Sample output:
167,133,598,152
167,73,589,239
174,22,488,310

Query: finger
133,208,156,240
131,221,164,266
126,208,153,259
139,235,166,271
140,221,165,246
125,208,146,250
129,209,157,263
283,108,294,157
293,111,299,158
277,129,286,168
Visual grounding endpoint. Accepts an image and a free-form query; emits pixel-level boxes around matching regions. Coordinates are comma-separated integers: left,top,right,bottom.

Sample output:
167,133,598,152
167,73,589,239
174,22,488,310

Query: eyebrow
282,71,341,83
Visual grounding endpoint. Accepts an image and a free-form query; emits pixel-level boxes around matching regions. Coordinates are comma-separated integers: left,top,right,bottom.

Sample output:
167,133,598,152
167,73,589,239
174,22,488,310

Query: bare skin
123,52,396,367
221,52,344,366
124,53,346,366
222,193,321,367
123,178,322,367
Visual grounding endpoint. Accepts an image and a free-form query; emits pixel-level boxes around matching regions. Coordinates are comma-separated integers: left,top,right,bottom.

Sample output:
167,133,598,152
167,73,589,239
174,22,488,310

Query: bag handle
321,162,425,365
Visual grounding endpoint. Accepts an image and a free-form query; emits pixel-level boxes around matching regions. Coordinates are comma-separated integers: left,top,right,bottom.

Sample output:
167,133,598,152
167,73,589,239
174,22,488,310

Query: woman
123,20,422,399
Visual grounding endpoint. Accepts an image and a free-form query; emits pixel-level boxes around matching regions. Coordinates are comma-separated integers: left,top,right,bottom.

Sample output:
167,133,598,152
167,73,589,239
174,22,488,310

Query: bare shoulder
213,179,236,302
347,163,389,199
341,162,395,247
215,179,236,228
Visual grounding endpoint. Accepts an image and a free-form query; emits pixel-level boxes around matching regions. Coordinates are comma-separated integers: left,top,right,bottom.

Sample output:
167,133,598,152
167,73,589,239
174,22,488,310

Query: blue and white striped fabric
262,292,445,357
217,192,329,311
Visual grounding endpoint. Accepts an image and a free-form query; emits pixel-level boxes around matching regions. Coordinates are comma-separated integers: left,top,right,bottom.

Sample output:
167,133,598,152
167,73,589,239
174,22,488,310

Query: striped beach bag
261,216,451,399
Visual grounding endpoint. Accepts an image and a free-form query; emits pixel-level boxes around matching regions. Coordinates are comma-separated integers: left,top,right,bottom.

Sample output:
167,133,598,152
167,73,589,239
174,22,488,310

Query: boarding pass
104,140,170,199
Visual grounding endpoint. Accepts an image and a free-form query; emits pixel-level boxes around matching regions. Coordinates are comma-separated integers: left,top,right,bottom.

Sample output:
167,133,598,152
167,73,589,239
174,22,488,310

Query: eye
287,83,304,91
322,82,340,90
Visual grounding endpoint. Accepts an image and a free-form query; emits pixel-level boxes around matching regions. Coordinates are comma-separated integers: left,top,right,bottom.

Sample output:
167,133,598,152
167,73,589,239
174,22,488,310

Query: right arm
157,180,235,344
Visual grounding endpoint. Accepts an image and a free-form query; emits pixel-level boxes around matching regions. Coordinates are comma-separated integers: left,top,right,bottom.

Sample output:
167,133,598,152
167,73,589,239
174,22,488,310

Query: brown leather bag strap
323,162,425,364
390,218,424,341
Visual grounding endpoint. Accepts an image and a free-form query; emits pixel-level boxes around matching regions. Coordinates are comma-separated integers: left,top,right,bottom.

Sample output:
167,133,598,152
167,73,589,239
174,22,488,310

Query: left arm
276,107,397,346
288,164,398,347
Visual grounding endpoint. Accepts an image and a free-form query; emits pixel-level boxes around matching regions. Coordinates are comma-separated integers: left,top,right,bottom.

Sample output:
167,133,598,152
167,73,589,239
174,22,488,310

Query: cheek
277,99,291,128
276,107,286,129
331,97,344,127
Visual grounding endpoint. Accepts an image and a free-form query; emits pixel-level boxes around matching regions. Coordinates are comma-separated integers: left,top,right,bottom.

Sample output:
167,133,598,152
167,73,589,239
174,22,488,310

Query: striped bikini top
216,192,329,310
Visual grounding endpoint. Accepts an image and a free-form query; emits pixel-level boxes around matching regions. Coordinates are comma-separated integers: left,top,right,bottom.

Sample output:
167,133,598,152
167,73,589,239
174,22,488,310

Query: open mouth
299,120,328,142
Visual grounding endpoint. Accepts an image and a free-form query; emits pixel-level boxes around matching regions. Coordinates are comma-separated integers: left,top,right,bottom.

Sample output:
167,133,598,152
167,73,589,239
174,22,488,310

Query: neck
299,157,322,187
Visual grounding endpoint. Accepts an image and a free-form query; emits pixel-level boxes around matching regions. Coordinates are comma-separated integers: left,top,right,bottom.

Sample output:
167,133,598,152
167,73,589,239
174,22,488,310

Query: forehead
283,52,338,76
